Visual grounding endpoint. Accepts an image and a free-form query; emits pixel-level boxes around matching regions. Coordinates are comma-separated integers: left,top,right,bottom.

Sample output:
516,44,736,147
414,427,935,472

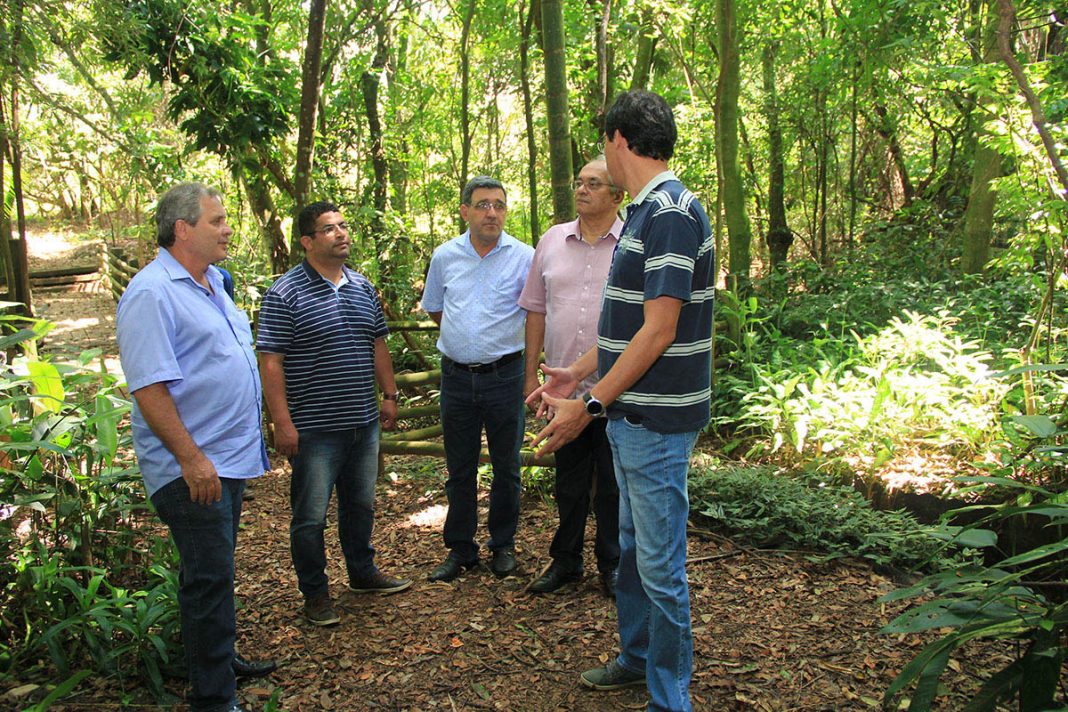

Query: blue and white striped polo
597,172,715,433
256,261,388,432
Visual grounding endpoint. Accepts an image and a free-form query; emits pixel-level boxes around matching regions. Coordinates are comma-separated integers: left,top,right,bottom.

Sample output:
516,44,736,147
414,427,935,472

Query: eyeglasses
313,222,348,236
471,200,507,212
573,178,613,192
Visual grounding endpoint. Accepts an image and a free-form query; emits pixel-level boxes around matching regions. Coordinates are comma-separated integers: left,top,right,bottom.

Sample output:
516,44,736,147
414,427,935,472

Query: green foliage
688,464,967,571
733,309,1006,473
880,387,1068,711
0,319,180,706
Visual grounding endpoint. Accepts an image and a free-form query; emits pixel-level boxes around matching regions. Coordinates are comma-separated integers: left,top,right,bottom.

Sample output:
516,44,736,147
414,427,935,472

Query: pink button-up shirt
518,216,623,396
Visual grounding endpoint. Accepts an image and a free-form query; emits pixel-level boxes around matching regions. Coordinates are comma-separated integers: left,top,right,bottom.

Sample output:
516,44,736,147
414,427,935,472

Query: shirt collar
158,248,221,293
462,230,515,256
300,259,355,286
564,217,621,243
626,170,677,217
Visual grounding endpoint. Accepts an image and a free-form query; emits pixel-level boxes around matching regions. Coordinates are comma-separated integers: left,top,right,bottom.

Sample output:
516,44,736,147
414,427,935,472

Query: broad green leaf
1011,415,1057,438
26,361,65,415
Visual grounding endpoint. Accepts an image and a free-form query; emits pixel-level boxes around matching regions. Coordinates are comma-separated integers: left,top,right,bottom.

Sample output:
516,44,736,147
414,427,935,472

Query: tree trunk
961,1,1003,274
630,8,657,92
240,160,289,276
362,16,402,304
519,0,541,243
715,0,751,290
458,0,476,208
593,0,612,119
5,0,32,313
542,0,574,223
762,43,791,272
292,0,328,262
873,104,915,207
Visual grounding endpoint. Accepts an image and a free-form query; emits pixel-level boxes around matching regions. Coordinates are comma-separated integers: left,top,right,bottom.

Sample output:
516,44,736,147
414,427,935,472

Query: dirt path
27,232,1013,711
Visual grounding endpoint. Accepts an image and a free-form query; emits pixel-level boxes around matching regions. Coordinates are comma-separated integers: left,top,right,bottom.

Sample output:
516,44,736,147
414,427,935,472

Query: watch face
585,395,604,417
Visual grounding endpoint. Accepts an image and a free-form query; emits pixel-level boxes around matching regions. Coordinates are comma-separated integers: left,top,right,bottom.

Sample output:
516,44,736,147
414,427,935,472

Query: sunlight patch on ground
404,503,448,528
52,316,100,333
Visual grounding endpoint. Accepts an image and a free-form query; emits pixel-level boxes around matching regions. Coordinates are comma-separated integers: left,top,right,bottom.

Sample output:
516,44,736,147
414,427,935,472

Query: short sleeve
255,286,294,353
116,287,184,393
517,242,547,313
642,208,701,303
421,249,445,313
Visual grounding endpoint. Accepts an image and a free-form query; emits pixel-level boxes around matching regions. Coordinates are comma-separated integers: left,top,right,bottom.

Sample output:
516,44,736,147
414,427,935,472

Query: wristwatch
381,392,400,401
583,393,606,418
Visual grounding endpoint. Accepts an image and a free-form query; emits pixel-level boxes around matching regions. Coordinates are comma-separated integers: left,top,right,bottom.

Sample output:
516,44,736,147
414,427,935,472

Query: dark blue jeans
151,477,246,712
439,354,525,561
550,417,619,574
289,425,380,599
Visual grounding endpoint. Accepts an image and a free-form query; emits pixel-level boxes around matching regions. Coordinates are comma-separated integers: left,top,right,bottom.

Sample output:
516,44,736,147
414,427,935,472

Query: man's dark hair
603,90,677,161
298,201,340,237
461,176,506,205
156,182,223,248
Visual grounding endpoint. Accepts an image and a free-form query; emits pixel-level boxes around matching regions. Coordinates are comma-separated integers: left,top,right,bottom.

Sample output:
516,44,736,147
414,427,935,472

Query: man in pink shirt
520,157,625,597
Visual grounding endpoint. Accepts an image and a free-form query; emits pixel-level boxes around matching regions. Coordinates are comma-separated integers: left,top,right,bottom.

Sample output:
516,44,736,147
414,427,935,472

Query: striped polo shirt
597,172,715,433
256,261,388,432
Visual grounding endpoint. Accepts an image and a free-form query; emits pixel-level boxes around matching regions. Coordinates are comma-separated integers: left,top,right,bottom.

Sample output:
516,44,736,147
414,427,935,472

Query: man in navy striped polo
529,91,714,712
257,201,412,627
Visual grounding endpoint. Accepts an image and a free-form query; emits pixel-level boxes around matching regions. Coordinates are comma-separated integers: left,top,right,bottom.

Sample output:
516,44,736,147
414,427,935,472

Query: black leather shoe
489,548,517,578
233,653,277,678
428,556,478,582
601,570,618,599
528,565,582,594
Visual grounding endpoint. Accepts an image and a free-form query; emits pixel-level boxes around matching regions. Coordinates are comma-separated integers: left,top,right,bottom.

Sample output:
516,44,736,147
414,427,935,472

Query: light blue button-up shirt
116,248,269,497
421,230,534,364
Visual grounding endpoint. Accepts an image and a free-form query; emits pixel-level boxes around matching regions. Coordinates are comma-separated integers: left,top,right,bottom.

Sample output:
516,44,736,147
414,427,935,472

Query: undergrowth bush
0,318,180,707
688,464,971,572
734,311,1006,473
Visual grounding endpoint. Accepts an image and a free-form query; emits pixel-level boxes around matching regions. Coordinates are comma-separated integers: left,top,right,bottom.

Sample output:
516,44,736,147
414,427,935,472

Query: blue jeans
289,425,380,599
151,477,246,712
439,354,525,561
550,418,619,574
607,417,698,712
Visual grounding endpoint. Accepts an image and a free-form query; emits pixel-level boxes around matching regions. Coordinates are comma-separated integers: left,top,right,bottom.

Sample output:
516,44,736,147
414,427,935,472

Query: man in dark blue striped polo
529,91,714,712
257,201,412,627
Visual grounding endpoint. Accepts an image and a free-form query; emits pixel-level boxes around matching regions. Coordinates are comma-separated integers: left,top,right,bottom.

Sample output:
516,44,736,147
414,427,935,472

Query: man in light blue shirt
117,182,272,712
421,176,534,582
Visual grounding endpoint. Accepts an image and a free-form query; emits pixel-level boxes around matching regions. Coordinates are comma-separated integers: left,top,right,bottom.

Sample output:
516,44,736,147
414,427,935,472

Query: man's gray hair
156,182,223,248
461,176,506,205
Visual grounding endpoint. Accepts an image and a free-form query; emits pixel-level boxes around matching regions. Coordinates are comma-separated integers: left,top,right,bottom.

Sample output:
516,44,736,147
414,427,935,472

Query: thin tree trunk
996,0,1068,196
763,42,791,272
631,8,657,91
6,0,31,313
519,0,541,243
847,61,859,249
542,0,574,223
715,0,751,291
292,0,328,261
873,104,915,207
961,0,1003,274
458,0,476,208
594,0,611,119
240,161,289,276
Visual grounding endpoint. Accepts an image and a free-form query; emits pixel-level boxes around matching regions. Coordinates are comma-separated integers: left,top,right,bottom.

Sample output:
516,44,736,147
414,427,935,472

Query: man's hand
180,452,222,504
523,372,542,412
526,363,579,419
274,421,300,458
529,394,592,457
380,399,398,431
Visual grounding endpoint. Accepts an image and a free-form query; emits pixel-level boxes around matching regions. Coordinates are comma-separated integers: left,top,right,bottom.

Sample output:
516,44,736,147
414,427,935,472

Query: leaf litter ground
27,237,1026,711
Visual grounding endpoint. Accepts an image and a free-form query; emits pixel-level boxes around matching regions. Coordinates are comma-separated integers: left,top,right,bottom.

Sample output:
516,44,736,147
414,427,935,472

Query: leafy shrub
879,366,1067,711
688,464,966,572
0,320,181,705
734,311,1007,474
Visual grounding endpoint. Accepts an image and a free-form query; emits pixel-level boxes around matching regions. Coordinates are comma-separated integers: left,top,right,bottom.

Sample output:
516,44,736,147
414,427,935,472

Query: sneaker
580,659,646,690
349,571,413,595
304,594,340,626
